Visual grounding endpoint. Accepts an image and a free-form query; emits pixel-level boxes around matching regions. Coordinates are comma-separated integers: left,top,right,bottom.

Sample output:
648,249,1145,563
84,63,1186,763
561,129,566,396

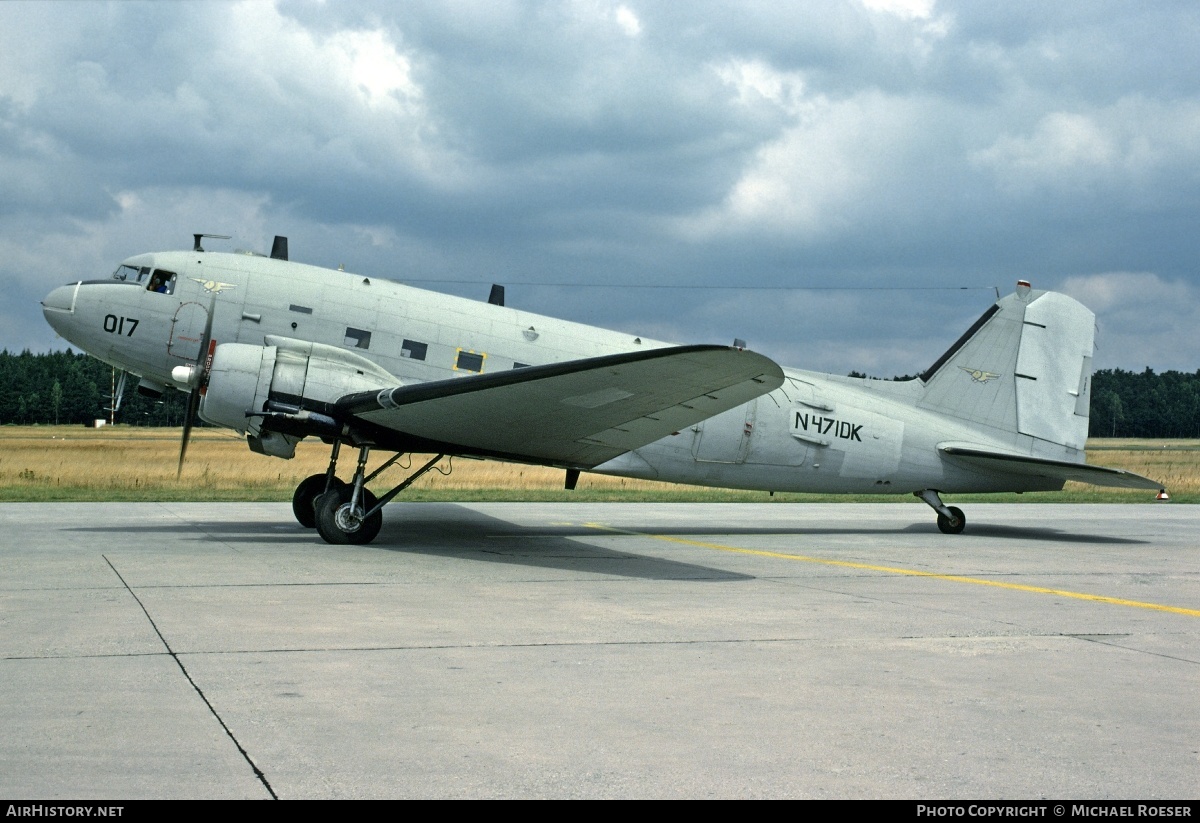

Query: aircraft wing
939,444,1163,490
337,345,784,468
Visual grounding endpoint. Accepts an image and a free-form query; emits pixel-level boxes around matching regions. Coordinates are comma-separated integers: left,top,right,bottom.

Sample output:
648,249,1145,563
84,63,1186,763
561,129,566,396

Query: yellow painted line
584,523,1200,618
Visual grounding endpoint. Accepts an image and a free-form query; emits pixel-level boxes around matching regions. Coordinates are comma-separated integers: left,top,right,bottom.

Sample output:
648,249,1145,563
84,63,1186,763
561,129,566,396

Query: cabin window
289,304,313,314
146,269,176,295
401,339,428,361
344,328,371,349
455,350,485,372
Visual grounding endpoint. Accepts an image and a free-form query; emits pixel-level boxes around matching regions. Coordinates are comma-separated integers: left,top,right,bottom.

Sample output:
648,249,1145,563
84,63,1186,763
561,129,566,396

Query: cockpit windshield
113,264,150,283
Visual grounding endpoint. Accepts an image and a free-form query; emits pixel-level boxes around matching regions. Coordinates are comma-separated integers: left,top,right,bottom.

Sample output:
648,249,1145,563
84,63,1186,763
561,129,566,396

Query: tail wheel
315,485,382,545
292,474,347,529
937,506,966,535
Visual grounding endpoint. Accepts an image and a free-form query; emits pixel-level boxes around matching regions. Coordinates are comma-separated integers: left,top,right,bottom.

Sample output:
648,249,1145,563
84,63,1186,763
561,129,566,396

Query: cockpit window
146,269,177,295
113,264,142,282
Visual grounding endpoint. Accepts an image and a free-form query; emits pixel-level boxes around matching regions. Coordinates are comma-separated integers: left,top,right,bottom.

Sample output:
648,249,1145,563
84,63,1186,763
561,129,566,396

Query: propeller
173,296,217,478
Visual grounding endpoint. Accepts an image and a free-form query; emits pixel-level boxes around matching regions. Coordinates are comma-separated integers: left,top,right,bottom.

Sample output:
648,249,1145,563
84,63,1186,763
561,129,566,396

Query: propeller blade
177,388,200,478
177,295,218,479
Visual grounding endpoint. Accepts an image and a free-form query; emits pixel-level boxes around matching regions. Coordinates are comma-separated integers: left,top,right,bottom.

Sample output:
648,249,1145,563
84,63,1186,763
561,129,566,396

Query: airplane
41,234,1163,544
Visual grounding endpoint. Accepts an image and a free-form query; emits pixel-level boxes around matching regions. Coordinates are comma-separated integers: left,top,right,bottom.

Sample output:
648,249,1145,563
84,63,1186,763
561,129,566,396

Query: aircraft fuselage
43,249,1075,499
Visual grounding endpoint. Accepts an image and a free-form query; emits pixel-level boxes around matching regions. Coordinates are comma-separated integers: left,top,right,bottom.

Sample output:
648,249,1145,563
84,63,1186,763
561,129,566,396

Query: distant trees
1091,368,1200,438
2,349,1198,437
0,349,186,426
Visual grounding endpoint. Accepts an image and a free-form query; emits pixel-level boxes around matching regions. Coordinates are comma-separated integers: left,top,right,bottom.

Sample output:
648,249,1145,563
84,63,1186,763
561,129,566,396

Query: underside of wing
338,345,784,468
940,444,1164,491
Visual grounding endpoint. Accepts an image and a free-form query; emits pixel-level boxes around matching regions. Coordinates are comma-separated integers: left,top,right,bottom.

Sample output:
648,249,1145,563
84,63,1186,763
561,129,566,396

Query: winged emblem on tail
959,366,1000,383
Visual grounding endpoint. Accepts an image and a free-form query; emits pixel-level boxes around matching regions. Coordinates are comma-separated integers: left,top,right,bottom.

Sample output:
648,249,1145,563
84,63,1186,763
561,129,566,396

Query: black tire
936,506,966,535
292,474,345,528
315,485,382,545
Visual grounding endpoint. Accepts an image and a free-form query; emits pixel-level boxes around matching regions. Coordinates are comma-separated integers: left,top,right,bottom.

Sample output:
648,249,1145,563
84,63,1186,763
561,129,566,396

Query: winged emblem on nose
190,278,237,294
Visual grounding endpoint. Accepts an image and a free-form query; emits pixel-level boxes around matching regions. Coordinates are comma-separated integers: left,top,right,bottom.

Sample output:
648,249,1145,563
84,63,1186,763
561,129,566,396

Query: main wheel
292,474,346,528
936,506,966,535
315,485,382,545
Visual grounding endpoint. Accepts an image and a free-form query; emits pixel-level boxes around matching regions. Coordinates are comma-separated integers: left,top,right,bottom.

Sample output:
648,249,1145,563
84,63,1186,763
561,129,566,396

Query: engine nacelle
198,337,399,458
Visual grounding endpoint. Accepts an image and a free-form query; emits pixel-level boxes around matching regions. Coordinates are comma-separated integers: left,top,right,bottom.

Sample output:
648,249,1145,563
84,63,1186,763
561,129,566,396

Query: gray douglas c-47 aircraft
41,234,1163,544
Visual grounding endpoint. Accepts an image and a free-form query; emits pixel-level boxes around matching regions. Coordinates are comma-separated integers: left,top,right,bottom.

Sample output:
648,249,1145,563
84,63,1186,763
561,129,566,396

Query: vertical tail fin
917,286,1095,451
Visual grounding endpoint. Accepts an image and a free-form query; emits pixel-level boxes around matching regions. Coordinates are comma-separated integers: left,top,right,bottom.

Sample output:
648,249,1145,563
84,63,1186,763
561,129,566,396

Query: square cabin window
455,350,485,372
344,328,371,349
401,339,428,360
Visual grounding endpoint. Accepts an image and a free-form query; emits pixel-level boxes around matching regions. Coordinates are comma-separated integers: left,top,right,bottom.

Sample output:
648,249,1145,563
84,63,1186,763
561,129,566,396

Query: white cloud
674,88,931,240
974,112,1116,179
614,5,642,37
1058,272,1200,371
714,59,805,110
337,28,423,110
973,98,1200,196
858,0,951,59
859,0,936,21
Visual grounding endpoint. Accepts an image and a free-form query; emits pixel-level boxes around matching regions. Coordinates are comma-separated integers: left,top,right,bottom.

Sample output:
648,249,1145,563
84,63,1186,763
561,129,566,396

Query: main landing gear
290,441,447,545
916,489,966,534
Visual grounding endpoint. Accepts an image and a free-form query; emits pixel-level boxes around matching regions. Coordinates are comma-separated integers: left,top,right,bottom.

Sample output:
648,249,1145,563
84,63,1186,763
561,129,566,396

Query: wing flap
939,444,1163,491
339,345,784,467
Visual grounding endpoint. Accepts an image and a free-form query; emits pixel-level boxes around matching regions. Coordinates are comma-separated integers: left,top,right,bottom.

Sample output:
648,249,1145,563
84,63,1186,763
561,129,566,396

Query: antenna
270,236,289,261
193,234,231,252
488,284,505,306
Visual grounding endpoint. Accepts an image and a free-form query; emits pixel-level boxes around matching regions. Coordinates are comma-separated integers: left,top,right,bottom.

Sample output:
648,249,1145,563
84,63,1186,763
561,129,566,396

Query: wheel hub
334,503,363,533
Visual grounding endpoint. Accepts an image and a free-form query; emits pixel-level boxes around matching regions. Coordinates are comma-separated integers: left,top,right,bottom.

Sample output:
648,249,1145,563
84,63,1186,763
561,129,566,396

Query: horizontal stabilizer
940,444,1163,491
339,345,784,468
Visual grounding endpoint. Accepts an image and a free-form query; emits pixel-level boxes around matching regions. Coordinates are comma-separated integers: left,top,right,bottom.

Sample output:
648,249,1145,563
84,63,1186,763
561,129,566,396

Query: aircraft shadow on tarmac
370,503,1147,546
68,502,1146,584
366,506,759,579
66,504,756,582
897,522,1147,545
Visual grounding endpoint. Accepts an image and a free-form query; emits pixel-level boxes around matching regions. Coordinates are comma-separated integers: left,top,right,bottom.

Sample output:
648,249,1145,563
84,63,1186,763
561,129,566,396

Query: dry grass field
0,425,1194,503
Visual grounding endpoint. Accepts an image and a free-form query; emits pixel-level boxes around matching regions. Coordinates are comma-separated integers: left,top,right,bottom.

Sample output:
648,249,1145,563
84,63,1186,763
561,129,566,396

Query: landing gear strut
292,442,347,528
916,489,966,534
315,444,382,545
294,440,448,545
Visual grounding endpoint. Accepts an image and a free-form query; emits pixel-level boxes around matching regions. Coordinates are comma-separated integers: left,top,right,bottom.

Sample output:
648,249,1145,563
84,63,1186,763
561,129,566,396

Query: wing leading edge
940,444,1163,490
338,345,785,468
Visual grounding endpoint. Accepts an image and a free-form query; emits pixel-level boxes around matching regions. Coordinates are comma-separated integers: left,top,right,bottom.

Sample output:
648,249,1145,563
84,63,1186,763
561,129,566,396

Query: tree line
0,349,187,427
2,349,1199,437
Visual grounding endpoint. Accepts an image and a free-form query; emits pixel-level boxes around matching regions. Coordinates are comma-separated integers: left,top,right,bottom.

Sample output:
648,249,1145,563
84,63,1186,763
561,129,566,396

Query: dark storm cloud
3,0,1199,374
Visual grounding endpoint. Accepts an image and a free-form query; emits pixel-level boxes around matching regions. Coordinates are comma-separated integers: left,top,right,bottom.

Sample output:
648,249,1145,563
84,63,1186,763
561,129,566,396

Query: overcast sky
3,0,1199,376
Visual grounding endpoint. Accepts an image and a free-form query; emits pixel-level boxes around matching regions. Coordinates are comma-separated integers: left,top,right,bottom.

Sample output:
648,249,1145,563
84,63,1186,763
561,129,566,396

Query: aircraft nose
42,282,79,314
42,282,81,339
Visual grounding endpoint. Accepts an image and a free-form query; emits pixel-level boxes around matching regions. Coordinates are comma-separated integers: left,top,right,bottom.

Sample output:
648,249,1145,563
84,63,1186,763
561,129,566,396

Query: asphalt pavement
1,501,1196,799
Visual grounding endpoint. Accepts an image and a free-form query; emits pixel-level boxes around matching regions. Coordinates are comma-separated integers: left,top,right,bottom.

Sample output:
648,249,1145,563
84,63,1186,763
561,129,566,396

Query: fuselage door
692,399,757,464
168,301,209,360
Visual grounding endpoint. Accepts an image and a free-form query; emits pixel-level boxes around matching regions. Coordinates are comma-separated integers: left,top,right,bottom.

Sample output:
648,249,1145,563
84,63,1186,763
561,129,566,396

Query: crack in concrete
102,554,278,800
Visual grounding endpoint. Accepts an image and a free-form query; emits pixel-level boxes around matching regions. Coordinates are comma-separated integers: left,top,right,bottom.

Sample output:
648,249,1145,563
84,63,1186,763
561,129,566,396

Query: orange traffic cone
1156,489,1171,501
